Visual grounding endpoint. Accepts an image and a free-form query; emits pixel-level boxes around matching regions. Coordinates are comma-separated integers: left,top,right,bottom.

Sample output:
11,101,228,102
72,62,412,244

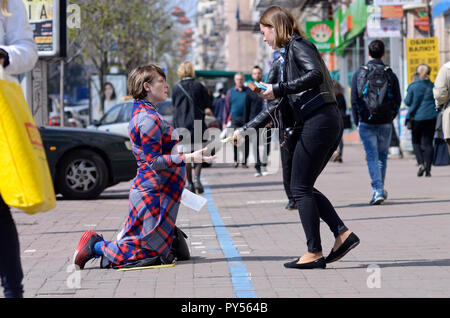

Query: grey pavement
5,143,450,298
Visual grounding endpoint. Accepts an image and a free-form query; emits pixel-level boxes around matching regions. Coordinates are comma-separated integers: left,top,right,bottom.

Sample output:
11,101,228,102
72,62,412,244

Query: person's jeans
358,122,392,194
0,196,24,298
290,104,348,253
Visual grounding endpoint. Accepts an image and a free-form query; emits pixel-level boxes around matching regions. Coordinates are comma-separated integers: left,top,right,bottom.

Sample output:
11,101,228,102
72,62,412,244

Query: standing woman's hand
184,147,217,164
257,82,275,100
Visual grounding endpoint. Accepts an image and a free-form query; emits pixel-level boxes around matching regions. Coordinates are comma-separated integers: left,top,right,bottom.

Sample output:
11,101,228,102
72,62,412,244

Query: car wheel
56,149,109,200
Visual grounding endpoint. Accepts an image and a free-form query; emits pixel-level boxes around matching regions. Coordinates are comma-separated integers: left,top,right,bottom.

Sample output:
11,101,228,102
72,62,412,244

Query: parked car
65,100,90,127
40,126,137,200
87,99,174,137
48,110,84,128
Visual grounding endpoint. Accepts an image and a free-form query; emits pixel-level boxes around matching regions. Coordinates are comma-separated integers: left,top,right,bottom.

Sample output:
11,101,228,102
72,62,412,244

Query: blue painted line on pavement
203,186,257,298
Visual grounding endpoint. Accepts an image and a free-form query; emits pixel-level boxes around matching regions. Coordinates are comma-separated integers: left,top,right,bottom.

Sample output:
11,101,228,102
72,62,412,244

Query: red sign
381,6,403,19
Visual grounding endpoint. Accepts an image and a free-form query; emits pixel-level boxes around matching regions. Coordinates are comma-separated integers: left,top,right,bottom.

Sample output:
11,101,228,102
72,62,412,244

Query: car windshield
100,104,122,125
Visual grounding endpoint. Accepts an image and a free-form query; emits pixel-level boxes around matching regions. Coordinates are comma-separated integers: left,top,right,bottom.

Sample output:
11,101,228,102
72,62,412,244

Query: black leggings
0,196,24,298
289,104,348,253
411,119,437,173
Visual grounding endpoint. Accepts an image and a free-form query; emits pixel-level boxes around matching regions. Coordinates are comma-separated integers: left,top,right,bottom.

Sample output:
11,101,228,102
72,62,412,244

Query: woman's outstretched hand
184,147,217,164
257,82,275,100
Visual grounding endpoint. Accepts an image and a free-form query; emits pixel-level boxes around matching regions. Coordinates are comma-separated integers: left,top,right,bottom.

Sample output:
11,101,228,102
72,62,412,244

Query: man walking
223,72,250,168
351,40,401,205
245,66,269,176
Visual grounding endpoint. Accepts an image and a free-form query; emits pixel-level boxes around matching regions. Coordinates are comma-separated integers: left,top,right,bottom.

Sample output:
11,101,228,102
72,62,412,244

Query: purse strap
176,82,204,115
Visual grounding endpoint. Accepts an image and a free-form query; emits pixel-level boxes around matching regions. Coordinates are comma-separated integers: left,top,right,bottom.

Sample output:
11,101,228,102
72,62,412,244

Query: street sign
405,37,440,84
23,0,66,58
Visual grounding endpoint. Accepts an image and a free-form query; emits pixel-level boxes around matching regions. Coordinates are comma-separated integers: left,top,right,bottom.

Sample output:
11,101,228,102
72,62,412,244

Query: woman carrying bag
0,0,38,298
234,6,359,269
404,63,438,177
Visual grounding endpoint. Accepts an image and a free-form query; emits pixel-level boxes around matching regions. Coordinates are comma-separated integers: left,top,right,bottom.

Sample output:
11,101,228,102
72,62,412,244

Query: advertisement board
305,21,335,52
405,37,440,84
23,0,66,58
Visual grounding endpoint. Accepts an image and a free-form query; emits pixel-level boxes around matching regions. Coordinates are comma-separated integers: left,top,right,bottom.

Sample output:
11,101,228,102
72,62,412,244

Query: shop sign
305,21,335,52
367,6,401,38
381,5,403,19
374,0,422,5
23,0,65,57
340,15,353,39
406,37,440,84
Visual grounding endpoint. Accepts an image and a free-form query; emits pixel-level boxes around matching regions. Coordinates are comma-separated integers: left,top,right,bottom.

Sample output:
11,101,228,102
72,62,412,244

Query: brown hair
177,61,195,78
127,64,166,100
1,0,11,17
259,6,305,48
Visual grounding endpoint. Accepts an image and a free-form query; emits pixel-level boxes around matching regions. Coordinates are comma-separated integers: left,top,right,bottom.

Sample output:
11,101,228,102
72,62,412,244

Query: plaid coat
102,99,186,268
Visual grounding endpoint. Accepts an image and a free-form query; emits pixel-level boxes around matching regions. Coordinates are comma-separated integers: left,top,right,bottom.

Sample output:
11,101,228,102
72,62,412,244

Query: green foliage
69,0,182,115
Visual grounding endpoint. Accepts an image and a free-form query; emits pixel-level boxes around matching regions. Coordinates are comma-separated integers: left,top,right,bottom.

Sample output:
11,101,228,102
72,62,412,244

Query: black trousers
411,119,437,173
231,118,249,164
255,128,272,171
0,196,24,298
289,104,348,253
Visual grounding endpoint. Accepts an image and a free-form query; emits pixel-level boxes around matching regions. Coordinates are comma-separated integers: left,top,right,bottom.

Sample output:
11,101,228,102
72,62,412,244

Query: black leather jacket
243,34,336,131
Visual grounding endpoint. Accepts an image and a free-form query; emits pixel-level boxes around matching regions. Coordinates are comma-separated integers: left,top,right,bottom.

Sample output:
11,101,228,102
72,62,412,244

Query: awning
433,0,450,17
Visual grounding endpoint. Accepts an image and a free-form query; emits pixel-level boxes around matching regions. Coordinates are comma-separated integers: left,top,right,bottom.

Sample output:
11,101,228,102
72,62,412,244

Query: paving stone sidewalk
5,143,450,298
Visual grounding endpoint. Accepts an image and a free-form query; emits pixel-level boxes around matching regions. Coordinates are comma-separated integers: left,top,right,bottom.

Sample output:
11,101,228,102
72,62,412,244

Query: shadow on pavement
335,258,450,269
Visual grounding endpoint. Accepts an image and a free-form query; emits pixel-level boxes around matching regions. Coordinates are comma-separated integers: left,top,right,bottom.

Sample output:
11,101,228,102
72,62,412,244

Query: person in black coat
234,6,359,269
172,61,212,194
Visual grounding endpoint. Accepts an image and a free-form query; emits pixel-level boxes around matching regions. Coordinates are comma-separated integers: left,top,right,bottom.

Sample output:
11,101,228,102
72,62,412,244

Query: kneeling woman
73,65,214,269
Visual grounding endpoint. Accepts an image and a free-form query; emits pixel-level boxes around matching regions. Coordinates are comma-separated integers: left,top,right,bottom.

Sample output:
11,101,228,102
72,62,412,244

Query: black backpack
356,64,394,120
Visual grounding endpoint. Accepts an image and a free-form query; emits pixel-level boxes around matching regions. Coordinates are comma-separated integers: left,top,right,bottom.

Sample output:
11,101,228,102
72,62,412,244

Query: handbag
0,67,56,214
433,138,450,166
171,226,190,261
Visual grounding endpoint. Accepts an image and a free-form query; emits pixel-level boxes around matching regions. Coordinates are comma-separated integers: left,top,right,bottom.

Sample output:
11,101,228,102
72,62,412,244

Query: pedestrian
433,61,450,152
212,88,226,125
171,61,213,194
223,72,250,168
245,65,267,177
351,39,402,205
234,6,359,269
73,64,215,270
404,63,438,177
0,0,38,298
331,80,349,163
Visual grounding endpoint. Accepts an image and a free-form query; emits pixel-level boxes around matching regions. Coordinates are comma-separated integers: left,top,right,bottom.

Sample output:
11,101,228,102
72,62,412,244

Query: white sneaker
254,171,262,177
261,166,269,176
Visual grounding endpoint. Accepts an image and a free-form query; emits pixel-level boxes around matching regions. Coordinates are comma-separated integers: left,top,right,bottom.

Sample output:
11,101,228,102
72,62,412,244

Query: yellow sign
24,0,54,23
406,37,440,84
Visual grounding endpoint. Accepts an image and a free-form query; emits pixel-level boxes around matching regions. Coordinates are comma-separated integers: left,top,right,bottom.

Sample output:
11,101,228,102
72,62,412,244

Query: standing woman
172,61,213,194
0,0,38,297
404,63,438,177
235,6,359,269
74,65,214,269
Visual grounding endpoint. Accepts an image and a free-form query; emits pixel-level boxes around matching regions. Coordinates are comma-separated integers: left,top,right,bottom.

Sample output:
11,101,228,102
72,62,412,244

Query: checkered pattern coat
102,99,186,268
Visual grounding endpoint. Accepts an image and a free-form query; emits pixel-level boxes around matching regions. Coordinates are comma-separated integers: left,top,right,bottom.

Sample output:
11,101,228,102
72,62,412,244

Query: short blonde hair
127,64,166,100
259,6,305,49
1,0,11,16
177,61,195,78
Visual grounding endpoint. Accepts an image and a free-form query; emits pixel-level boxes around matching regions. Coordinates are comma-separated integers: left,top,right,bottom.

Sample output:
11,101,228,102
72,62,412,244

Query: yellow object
405,37,440,84
117,263,176,271
0,70,56,214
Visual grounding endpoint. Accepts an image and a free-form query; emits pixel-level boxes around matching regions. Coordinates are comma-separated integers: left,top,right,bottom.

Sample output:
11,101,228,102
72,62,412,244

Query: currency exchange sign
405,37,440,84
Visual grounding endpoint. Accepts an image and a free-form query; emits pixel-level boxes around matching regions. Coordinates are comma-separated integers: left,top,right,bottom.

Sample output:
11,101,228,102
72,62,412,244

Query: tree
69,0,181,117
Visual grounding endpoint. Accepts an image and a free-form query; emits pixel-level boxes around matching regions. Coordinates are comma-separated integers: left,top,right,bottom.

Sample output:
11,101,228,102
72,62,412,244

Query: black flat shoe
325,232,360,264
284,257,326,269
285,200,297,210
417,165,425,177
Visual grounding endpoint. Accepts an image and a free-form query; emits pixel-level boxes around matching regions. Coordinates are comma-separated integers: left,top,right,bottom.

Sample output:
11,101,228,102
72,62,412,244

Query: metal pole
427,0,434,37
60,59,65,127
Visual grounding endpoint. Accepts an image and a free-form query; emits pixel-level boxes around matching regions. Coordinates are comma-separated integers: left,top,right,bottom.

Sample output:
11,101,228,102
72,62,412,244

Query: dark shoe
325,232,360,264
417,165,425,177
74,230,103,270
241,163,249,168
284,257,326,269
285,200,297,210
185,181,196,193
193,177,204,194
425,171,431,177
233,162,239,168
